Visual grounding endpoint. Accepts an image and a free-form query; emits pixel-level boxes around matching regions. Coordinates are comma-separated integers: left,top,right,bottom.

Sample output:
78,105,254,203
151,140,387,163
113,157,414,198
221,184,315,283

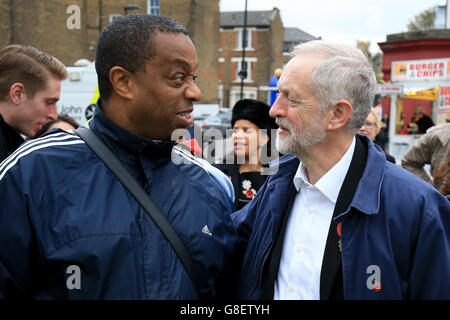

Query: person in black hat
214,99,278,211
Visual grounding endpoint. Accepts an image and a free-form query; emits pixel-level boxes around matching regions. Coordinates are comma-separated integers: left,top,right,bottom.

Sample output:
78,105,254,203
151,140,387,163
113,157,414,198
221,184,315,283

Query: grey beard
275,116,326,158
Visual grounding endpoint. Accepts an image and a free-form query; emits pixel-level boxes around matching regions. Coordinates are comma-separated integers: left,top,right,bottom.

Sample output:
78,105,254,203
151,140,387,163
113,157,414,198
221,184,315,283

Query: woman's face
358,112,378,141
232,119,262,164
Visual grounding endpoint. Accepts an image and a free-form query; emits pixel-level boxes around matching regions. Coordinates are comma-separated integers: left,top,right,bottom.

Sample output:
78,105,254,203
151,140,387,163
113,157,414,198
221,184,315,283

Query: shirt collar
293,137,356,203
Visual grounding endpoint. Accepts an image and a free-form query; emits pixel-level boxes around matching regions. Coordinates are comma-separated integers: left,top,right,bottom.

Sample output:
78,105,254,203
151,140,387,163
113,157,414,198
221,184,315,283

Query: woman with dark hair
32,114,79,138
433,155,450,201
214,99,278,210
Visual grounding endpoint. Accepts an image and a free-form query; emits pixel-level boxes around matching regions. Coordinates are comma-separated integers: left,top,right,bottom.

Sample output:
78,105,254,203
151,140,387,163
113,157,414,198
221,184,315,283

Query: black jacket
0,114,24,162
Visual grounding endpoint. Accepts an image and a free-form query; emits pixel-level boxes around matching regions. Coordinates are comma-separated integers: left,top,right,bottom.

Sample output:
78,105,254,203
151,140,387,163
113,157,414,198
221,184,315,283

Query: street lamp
123,4,141,15
239,0,248,100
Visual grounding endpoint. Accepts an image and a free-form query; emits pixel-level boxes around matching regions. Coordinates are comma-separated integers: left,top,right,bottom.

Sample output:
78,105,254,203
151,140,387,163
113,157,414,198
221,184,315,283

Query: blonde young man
0,45,67,162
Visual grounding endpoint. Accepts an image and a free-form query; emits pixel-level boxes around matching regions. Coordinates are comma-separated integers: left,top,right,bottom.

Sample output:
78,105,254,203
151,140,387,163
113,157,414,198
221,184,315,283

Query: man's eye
173,75,185,82
287,97,299,106
172,74,197,84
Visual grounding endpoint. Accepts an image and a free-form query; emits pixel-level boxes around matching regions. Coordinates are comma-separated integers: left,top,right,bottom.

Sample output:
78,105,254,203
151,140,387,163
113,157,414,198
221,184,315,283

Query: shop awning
403,86,439,101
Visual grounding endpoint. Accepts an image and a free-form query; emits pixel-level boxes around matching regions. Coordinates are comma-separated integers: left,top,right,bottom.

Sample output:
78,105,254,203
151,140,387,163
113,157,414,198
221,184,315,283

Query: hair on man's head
95,14,188,101
32,114,79,139
291,40,377,134
0,45,67,102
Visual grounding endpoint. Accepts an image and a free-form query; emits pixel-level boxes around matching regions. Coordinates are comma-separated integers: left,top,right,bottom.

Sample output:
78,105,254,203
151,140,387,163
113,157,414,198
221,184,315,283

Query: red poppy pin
245,189,255,198
337,222,342,252
242,179,257,199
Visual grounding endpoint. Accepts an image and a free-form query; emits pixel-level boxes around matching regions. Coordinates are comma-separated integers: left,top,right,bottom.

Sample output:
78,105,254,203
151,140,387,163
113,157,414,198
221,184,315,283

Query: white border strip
0,140,85,181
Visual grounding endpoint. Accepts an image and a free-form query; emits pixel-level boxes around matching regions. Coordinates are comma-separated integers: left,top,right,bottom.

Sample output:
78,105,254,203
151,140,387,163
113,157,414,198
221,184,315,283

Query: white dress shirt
274,137,356,300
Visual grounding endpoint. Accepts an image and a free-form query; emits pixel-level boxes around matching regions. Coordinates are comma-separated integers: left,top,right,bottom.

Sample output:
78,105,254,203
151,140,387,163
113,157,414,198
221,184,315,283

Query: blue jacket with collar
232,134,450,299
0,104,239,299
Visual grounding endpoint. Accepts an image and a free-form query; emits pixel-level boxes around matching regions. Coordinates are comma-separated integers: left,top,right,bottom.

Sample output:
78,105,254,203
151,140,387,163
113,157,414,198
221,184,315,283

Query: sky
219,0,446,53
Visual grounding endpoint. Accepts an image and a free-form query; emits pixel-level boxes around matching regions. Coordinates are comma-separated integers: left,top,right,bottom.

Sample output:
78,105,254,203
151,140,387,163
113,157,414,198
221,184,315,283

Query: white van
57,60,98,125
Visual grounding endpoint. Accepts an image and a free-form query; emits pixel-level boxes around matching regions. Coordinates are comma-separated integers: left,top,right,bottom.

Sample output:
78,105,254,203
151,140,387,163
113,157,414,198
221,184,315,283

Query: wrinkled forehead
151,33,198,69
278,54,323,88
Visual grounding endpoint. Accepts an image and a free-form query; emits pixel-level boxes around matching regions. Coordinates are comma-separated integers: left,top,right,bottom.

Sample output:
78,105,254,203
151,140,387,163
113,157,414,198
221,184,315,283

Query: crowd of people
0,14,449,300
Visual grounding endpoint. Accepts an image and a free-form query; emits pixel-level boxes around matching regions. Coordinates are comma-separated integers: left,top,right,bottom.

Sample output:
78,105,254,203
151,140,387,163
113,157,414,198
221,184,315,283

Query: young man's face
128,32,201,140
14,76,60,138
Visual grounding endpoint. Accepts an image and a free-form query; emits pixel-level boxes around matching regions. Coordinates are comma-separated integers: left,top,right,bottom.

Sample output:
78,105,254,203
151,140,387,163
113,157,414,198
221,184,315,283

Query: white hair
291,40,377,134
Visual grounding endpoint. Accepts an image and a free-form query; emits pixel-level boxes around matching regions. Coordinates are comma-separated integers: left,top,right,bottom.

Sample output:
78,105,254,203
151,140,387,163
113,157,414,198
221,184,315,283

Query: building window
237,61,249,81
235,28,253,50
283,42,291,53
147,0,160,15
232,57,257,83
109,14,122,23
229,87,258,108
218,57,225,82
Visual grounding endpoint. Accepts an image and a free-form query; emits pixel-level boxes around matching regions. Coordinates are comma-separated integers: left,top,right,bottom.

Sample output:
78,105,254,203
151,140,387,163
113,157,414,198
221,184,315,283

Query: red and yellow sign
392,58,450,82
438,86,450,124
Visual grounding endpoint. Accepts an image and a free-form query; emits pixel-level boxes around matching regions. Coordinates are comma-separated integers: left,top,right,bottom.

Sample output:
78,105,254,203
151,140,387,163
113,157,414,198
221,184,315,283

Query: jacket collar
266,155,300,234
336,134,386,218
268,154,300,184
0,113,25,154
88,100,175,162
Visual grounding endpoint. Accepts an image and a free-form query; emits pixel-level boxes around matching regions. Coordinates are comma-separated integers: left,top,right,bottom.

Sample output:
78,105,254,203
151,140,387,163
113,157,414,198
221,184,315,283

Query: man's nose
48,104,58,120
269,95,285,119
186,81,201,102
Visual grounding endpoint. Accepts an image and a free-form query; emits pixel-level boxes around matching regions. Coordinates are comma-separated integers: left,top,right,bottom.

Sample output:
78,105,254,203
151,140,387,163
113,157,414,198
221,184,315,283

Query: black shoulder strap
75,126,199,294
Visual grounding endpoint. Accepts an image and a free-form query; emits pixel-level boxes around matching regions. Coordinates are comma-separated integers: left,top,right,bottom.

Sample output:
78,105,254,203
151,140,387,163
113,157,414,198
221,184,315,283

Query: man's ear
9,83,26,105
327,99,353,131
109,66,135,100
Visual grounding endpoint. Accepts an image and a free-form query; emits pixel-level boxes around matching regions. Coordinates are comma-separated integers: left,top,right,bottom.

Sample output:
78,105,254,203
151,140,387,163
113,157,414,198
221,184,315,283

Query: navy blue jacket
0,105,239,299
232,135,450,299
0,113,24,163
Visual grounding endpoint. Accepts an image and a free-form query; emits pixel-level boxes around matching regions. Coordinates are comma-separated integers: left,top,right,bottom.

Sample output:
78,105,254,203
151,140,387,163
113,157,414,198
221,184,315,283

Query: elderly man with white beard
231,40,450,300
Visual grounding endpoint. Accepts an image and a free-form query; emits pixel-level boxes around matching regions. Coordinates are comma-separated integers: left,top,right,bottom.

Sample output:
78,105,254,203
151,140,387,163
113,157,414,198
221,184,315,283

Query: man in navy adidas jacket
0,14,239,299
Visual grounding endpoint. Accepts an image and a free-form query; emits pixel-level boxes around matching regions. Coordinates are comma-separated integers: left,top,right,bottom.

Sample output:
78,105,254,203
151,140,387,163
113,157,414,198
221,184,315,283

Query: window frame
231,57,257,83
147,0,160,15
235,28,254,51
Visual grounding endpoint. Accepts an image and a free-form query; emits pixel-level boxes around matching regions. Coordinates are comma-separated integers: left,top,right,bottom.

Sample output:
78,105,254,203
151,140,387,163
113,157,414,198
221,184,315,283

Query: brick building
377,29,450,159
0,0,220,104
219,8,284,108
379,29,450,127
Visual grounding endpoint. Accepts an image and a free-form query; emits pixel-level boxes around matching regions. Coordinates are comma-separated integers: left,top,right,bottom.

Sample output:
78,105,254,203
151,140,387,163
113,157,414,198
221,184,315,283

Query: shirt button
289,285,295,292
307,208,313,215
296,246,302,253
